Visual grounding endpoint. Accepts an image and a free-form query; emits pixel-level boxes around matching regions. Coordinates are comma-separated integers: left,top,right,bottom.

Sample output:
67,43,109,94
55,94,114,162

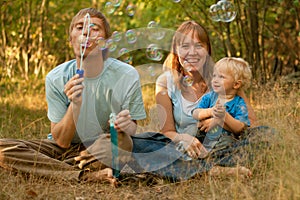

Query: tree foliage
0,0,299,82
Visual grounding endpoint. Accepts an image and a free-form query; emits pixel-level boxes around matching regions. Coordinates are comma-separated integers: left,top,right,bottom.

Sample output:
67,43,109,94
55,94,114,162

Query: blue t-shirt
46,58,146,143
195,91,250,140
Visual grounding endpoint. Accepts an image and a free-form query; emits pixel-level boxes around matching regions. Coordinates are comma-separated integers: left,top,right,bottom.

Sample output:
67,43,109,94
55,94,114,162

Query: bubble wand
109,113,120,178
76,13,91,79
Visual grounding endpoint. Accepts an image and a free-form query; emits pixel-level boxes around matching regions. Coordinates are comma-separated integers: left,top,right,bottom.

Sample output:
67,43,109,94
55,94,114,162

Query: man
0,8,146,184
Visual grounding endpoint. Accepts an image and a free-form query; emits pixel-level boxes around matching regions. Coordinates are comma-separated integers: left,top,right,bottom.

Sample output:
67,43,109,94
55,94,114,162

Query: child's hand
212,100,226,119
198,117,220,132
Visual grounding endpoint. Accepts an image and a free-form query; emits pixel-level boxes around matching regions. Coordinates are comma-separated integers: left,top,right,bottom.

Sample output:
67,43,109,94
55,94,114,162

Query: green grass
0,78,299,200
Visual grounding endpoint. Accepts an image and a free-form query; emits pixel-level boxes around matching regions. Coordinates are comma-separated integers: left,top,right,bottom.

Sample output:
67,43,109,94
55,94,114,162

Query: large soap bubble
209,0,237,22
217,0,237,22
209,4,222,22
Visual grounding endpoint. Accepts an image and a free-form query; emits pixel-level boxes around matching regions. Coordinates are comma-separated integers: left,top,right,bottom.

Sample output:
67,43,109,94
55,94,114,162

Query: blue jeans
130,126,274,181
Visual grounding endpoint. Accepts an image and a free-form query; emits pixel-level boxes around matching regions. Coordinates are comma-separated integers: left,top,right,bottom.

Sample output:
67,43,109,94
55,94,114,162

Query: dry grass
0,78,299,200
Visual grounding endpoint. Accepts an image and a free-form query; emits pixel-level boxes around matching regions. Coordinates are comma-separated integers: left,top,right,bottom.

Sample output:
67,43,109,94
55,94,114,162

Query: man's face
70,16,105,58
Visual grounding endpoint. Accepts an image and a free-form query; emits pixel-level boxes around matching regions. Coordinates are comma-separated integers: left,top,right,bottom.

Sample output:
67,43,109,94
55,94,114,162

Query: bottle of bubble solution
176,141,193,161
109,113,120,178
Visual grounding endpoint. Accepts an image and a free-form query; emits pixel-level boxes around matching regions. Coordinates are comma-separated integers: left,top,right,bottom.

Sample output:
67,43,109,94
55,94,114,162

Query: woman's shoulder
156,71,173,88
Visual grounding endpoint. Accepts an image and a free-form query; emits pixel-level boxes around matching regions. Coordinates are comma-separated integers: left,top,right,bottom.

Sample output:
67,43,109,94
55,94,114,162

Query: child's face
212,67,237,95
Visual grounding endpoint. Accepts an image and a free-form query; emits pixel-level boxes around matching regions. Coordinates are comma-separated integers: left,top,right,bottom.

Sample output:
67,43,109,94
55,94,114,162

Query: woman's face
176,30,209,74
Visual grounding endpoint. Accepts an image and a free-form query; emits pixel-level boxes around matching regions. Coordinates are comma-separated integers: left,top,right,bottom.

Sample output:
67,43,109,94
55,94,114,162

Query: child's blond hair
215,57,252,89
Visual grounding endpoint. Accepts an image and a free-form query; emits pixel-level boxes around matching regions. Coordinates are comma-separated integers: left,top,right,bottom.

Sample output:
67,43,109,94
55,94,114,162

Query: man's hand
114,110,137,135
64,74,84,103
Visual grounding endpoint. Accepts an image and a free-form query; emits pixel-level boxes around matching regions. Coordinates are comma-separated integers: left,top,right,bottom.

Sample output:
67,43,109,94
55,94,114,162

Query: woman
131,21,271,181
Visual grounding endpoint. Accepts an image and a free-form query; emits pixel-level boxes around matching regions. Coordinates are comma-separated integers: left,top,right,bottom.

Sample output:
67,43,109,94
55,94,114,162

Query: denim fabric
130,126,275,181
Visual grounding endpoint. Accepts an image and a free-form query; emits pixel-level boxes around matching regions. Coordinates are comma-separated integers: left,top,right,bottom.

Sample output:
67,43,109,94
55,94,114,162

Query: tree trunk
248,0,260,80
34,0,48,79
20,1,32,80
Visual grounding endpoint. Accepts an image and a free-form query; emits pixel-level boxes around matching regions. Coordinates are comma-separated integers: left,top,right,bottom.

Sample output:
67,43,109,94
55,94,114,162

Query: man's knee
118,133,133,153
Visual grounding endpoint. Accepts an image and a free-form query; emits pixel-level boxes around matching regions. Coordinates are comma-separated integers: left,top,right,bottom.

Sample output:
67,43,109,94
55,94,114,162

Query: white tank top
165,71,201,136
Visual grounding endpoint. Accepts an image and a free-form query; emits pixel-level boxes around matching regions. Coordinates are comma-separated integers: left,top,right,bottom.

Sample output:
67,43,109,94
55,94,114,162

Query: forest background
0,0,299,81
0,0,299,199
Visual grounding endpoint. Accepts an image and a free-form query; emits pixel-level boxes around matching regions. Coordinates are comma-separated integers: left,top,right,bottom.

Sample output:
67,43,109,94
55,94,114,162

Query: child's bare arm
192,108,213,120
212,101,245,134
219,113,246,135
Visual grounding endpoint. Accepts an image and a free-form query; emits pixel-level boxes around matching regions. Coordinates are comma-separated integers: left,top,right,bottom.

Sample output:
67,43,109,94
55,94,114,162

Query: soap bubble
88,24,100,40
112,0,122,7
112,31,122,42
118,47,129,56
147,21,158,28
118,48,132,63
147,21,165,40
126,4,136,17
146,44,163,61
105,38,117,52
218,0,237,22
183,60,192,72
105,2,116,14
78,35,85,44
209,0,237,22
78,24,100,46
125,29,137,44
147,66,156,76
183,75,193,86
96,37,106,49
209,4,222,22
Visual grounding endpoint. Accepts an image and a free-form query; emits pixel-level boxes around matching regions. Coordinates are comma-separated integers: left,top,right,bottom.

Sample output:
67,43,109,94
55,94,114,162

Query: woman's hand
64,74,84,103
175,133,207,159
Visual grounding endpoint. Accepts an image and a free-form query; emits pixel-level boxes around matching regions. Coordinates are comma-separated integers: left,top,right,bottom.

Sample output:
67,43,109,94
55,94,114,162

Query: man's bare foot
209,166,252,179
81,168,119,187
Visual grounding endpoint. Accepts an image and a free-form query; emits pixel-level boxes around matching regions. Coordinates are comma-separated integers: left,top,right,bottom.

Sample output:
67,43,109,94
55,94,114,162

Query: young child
192,57,252,152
